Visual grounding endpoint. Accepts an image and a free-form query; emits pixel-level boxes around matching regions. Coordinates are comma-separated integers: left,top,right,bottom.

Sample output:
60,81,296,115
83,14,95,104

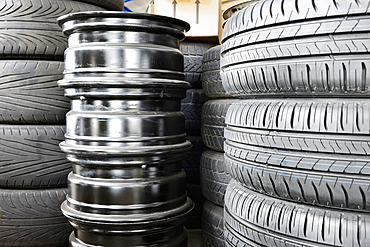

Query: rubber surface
200,149,230,206
225,141,370,211
201,99,237,151
202,200,225,247
182,136,207,183
180,42,216,88
202,45,231,98
224,99,370,210
0,188,72,247
0,0,104,59
225,179,370,247
226,98,370,139
0,61,68,123
181,89,208,135
78,0,124,10
221,0,370,97
0,125,72,188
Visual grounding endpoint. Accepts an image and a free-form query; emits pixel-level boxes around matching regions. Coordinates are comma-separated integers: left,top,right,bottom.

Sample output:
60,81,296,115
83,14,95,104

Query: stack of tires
180,42,216,228
221,0,370,246
200,45,235,246
0,1,122,246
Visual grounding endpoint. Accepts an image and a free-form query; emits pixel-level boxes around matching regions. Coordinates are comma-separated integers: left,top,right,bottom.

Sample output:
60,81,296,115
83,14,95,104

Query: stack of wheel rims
221,0,370,246
58,12,194,247
0,1,124,246
180,42,216,228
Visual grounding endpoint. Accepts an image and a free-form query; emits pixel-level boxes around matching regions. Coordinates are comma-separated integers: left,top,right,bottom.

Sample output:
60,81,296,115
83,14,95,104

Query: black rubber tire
0,61,69,123
77,0,124,10
225,141,370,211
225,99,370,152
185,183,205,229
225,179,370,247
200,149,230,206
221,0,370,98
225,99,370,211
0,125,72,188
201,99,237,152
202,45,231,98
0,187,72,247
0,0,104,59
180,42,216,88
202,200,225,247
181,89,208,135
182,136,207,183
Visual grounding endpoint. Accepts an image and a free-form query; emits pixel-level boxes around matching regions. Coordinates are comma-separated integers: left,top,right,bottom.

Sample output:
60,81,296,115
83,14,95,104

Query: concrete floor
188,229,204,247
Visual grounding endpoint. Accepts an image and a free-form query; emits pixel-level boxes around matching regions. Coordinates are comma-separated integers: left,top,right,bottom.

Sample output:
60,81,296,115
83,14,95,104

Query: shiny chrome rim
58,12,193,246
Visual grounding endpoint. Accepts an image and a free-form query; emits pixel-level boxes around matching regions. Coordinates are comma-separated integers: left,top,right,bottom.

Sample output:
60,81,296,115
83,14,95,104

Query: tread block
180,42,216,88
200,149,231,206
202,200,225,247
0,0,104,58
0,188,72,247
201,45,231,98
225,179,370,247
221,0,370,97
225,140,370,211
0,60,68,123
0,125,72,188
